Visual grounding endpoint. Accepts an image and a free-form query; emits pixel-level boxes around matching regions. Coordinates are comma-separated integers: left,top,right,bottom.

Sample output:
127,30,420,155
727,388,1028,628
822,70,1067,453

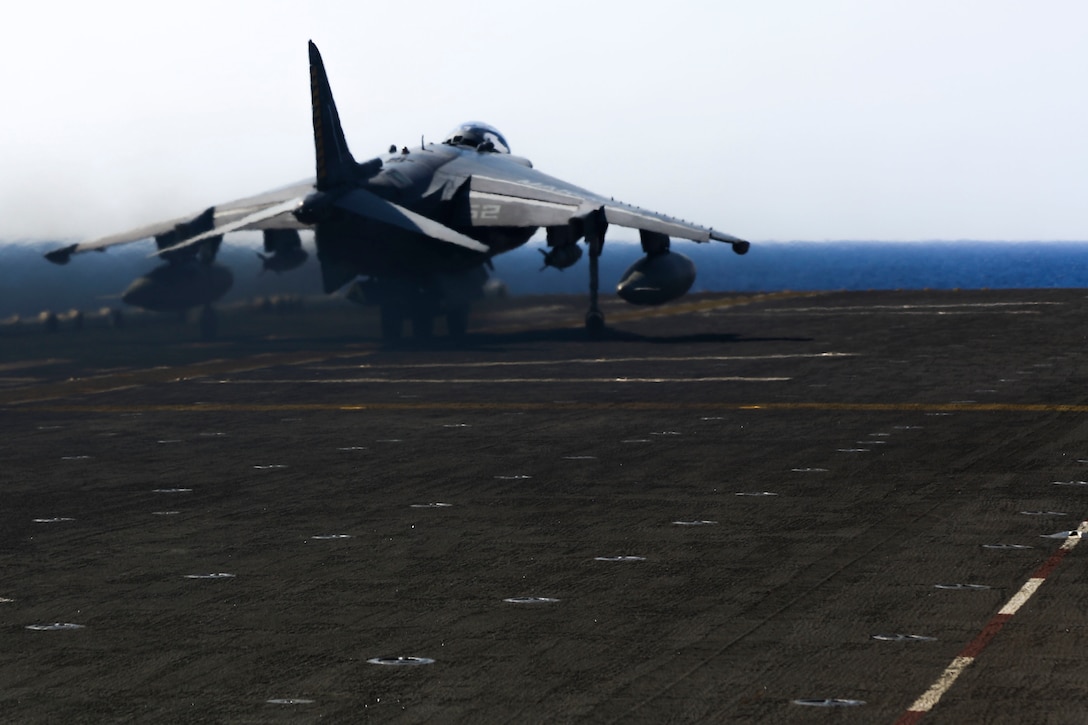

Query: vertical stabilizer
308,41,358,190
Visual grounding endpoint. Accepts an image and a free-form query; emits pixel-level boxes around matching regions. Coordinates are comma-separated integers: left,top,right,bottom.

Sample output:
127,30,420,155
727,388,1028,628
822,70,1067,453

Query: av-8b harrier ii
46,41,750,340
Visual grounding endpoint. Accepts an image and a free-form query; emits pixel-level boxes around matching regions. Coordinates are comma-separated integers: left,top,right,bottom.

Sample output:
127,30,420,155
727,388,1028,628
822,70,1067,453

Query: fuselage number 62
470,204,501,221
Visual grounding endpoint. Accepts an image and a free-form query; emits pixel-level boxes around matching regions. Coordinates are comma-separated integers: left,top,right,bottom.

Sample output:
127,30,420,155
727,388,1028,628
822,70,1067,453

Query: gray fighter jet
46,41,750,340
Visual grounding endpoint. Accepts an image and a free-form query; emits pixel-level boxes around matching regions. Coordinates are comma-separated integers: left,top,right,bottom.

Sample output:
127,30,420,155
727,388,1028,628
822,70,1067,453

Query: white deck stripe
998,578,1044,616
339,353,853,369
908,656,975,713
900,520,1088,720
203,376,792,384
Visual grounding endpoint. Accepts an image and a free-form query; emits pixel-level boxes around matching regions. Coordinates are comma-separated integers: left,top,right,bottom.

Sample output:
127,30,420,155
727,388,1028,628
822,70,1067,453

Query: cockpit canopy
442,122,510,154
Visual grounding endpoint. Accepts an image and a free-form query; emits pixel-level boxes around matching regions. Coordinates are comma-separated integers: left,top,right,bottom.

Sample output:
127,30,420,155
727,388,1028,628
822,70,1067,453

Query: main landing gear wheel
380,305,403,341
411,310,434,340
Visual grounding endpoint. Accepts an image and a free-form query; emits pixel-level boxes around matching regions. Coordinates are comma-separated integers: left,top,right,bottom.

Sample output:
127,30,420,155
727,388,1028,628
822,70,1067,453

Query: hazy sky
2,1,1086,242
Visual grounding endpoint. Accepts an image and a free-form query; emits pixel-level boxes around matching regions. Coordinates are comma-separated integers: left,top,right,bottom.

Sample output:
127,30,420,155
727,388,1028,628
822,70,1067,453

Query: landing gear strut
367,278,475,342
379,300,444,341
198,304,217,340
584,207,608,339
446,304,470,338
411,307,434,339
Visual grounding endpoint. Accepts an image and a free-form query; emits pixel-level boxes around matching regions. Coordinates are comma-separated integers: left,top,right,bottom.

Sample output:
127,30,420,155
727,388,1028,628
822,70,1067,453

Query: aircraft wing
45,180,315,265
459,161,747,246
150,185,489,260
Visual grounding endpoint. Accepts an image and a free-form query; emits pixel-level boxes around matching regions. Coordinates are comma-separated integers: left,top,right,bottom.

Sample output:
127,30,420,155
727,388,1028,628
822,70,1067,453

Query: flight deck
2,289,1087,723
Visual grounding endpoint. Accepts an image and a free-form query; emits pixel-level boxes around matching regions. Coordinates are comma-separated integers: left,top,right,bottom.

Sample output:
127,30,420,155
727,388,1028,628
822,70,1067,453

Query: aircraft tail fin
308,41,359,190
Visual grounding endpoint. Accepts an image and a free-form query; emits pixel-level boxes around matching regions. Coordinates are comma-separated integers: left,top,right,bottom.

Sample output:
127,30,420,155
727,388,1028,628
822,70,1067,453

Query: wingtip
44,244,77,265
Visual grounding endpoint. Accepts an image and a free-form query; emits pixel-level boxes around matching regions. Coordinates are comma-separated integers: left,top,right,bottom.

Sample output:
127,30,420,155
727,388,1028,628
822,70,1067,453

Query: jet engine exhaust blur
121,262,234,312
616,251,696,305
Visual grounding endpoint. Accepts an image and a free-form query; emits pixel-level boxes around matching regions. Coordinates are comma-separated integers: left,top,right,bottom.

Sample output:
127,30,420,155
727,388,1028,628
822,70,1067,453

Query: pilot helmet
443,122,510,154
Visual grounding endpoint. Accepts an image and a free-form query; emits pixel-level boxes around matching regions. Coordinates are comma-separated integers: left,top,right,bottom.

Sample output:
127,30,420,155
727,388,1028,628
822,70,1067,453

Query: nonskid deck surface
2,289,1087,723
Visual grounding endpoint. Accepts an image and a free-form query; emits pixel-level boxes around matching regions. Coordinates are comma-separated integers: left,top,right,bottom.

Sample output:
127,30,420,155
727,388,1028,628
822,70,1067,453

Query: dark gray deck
2,289,1087,723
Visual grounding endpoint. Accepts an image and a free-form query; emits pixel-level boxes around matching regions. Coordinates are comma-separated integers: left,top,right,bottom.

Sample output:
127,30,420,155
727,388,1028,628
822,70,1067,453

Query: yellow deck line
0,351,370,406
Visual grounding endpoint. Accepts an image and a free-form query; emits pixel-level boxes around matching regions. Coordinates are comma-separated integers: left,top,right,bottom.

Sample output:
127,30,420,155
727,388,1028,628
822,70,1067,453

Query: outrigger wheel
585,309,605,338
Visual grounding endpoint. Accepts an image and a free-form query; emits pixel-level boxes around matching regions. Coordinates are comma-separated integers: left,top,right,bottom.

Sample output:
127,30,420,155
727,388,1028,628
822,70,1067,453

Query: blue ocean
492,240,1088,295
3,240,1088,318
